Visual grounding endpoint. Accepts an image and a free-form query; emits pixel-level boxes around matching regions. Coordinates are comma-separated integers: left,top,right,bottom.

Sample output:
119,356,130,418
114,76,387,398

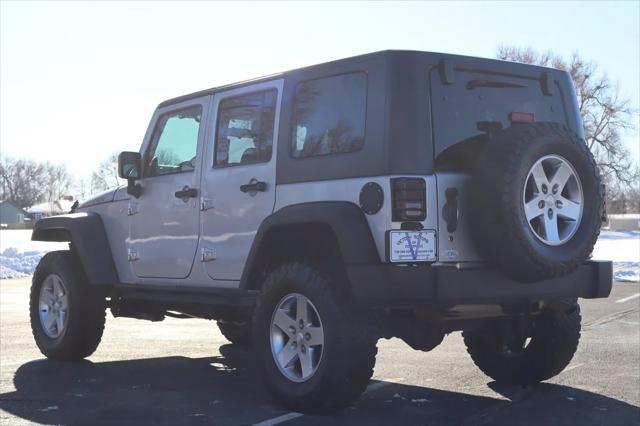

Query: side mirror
118,151,142,198
118,151,141,179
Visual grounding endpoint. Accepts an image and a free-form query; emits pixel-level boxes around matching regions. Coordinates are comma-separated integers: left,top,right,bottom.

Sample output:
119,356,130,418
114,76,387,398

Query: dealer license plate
389,230,437,262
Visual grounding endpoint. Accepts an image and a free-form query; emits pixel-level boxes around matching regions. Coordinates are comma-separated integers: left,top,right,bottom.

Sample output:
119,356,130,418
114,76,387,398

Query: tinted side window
215,90,277,167
291,73,366,158
146,106,202,177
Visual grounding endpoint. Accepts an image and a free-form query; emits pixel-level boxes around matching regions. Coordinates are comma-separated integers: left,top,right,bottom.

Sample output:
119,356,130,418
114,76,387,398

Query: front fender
32,213,119,286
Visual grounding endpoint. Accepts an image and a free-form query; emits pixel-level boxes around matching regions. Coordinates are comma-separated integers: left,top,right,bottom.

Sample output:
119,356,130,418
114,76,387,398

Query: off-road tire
252,262,377,414
472,122,603,282
217,320,252,346
30,251,106,360
463,304,581,384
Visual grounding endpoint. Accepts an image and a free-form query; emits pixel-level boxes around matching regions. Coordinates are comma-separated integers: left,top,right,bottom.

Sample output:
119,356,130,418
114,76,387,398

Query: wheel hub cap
270,293,324,383
523,154,583,246
39,274,69,339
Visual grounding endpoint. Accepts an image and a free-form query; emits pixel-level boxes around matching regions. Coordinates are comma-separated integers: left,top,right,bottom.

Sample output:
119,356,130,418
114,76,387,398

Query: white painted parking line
252,377,404,425
562,362,584,373
253,412,304,426
615,293,640,304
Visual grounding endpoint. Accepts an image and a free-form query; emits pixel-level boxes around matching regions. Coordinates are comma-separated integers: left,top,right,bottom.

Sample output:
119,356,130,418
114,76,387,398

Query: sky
1,0,639,183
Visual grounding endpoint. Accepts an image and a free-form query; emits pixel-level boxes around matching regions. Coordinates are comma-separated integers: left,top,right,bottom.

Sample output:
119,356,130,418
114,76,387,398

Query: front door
200,80,283,281
129,99,208,279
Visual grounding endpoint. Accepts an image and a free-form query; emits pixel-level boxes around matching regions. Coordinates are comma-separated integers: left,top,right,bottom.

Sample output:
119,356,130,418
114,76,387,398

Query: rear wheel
30,251,106,360
253,262,377,413
463,303,581,384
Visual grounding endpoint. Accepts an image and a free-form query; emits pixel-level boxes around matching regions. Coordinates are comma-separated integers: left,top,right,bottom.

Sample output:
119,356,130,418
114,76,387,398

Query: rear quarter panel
274,176,438,262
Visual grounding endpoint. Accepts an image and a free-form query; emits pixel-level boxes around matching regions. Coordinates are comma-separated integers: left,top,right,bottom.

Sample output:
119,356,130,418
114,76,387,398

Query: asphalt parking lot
1,277,638,426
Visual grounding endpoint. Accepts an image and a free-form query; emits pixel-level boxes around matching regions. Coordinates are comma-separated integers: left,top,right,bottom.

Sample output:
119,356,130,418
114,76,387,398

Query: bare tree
90,153,123,193
43,163,71,204
626,184,640,213
497,46,638,187
74,177,90,200
0,157,48,208
0,157,71,209
603,173,640,214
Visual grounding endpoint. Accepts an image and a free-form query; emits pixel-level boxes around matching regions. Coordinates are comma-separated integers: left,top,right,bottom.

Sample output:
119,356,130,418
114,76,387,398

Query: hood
78,186,127,209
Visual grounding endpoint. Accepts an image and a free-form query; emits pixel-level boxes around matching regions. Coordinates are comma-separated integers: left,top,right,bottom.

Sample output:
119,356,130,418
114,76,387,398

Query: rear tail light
391,178,426,221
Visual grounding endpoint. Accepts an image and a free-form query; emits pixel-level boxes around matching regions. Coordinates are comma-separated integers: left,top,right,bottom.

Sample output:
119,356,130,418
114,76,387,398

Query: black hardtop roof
157,49,562,108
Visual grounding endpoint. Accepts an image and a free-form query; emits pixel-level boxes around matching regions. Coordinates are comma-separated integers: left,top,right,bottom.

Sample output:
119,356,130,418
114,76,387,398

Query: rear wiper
466,79,526,90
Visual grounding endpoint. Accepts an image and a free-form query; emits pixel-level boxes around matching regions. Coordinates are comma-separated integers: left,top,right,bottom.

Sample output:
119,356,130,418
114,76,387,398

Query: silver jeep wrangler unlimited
31,51,611,413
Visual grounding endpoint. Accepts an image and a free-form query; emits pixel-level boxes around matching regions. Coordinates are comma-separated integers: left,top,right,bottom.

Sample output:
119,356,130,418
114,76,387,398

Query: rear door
200,80,283,281
129,98,208,279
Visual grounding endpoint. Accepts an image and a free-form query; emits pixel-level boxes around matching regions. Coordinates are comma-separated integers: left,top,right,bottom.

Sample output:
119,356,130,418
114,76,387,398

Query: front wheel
463,303,581,384
252,263,377,413
30,251,106,360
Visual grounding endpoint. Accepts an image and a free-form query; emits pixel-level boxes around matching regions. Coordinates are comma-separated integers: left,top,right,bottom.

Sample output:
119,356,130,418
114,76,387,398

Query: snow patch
613,269,640,283
592,231,639,263
592,230,639,283
0,230,67,280
1,248,47,279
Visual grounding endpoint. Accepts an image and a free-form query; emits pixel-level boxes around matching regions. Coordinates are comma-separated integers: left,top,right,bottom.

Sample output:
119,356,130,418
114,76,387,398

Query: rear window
291,73,366,158
215,90,277,167
430,69,566,157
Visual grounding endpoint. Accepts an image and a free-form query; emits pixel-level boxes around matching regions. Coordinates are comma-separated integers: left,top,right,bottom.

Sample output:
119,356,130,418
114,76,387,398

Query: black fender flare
239,201,380,289
31,213,119,286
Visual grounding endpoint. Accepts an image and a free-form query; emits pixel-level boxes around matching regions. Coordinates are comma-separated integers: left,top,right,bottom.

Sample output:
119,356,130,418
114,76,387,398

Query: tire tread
463,306,581,384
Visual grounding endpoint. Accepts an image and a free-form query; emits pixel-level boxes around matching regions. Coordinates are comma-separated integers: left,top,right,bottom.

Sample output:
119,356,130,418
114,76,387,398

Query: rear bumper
347,260,612,307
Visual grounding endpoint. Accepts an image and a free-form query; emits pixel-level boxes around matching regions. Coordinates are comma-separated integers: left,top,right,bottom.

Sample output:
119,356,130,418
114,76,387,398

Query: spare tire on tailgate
472,122,603,282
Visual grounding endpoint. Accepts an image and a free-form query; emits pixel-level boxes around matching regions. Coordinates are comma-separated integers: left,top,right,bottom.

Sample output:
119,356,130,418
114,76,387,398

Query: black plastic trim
114,283,257,307
347,260,612,307
31,213,119,286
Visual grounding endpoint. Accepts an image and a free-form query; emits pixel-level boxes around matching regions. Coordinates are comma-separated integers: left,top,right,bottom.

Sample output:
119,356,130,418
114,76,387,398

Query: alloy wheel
270,293,324,383
39,274,69,339
523,154,583,246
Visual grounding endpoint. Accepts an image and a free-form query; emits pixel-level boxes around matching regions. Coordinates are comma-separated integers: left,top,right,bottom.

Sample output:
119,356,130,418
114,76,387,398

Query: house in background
0,200,29,228
26,196,75,221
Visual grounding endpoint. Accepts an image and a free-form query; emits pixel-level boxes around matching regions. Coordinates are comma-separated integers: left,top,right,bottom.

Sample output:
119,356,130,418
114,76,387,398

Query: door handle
174,187,198,199
240,180,267,193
